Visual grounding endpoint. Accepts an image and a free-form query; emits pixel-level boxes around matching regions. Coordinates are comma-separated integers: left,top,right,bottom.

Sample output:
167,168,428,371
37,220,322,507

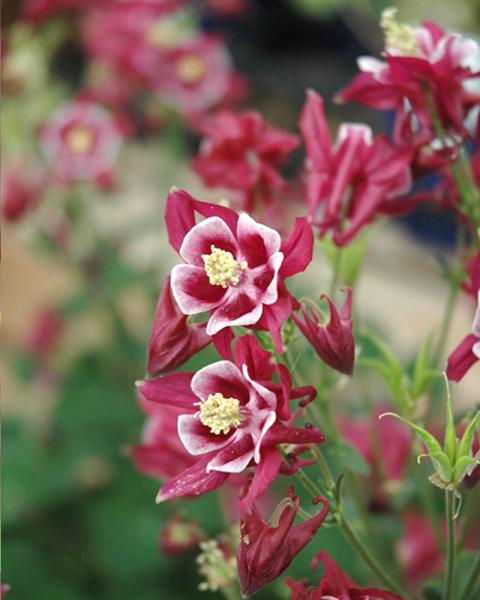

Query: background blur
2,1,480,599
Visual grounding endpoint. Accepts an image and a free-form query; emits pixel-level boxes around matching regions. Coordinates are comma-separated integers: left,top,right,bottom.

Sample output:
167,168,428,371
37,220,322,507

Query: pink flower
338,15,480,139
192,110,299,212
155,35,237,115
446,290,480,381
25,309,64,356
293,287,355,375
166,188,313,351
147,275,211,377
396,512,442,584
1,161,46,222
300,91,412,246
22,0,98,22
130,396,196,480
160,512,204,556
340,404,412,506
136,334,322,508
286,551,402,600
237,489,329,597
39,99,123,189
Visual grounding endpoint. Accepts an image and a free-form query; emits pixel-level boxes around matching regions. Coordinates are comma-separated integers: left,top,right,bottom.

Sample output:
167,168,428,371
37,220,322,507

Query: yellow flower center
65,126,95,155
175,54,207,84
145,20,179,49
380,7,418,56
196,539,237,592
202,245,247,288
197,393,243,435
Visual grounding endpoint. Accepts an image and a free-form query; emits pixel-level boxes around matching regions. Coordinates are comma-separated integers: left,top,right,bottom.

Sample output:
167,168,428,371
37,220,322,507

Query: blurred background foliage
2,1,479,599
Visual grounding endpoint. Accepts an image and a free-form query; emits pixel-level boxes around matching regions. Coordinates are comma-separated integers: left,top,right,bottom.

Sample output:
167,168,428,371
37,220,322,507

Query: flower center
65,126,95,155
202,245,247,288
197,393,243,435
380,8,417,56
145,20,179,49
175,54,207,85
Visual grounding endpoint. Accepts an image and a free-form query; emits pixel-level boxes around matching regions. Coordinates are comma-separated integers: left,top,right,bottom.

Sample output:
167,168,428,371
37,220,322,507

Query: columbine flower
155,35,236,115
1,160,46,222
147,275,211,377
300,90,412,246
136,334,322,508
446,290,480,381
338,10,480,138
237,490,329,597
192,109,299,212
38,99,123,189
166,188,313,351
293,287,355,375
286,551,402,600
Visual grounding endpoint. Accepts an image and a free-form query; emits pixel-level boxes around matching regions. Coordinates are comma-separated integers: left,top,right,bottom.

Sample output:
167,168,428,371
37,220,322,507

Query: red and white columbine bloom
38,99,123,188
137,334,322,508
166,188,313,351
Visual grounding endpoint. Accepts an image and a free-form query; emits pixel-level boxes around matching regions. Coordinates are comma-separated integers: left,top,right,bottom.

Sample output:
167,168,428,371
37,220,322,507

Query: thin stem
459,553,480,600
444,490,457,600
433,278,460,367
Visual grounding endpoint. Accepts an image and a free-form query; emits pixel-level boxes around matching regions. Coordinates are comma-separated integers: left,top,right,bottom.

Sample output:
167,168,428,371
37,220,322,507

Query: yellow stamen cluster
197,393,243,435
145,20,179,49
175,54,207,84
196,540,236,592
202,245,247,288
65,126,95,155
380,7,418,56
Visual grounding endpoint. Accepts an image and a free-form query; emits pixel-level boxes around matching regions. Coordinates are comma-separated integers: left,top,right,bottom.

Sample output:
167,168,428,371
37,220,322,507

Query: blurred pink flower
396,512,442,584
38,99,123,189
25,309,64,356
160,512,204,556
300,90,412,246
237,490,329,597
1,161,46,222
137,335,321,508
447,290,480,382
192,109,299,211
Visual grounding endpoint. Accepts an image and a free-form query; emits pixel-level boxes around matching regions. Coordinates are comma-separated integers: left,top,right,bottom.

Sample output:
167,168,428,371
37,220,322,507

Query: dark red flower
286,551,402,600
165,188,313,351
147,275,211,377
1,161,46,222
237,490,329,597
293,288,355,376
192,110,299,212
136,335,322,508
446,290,480,381
25,309,64,356
300,91,412,246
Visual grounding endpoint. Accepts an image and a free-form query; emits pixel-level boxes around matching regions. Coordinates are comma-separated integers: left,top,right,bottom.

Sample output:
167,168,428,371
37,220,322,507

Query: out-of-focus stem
444,490,457,600
459,553,480,600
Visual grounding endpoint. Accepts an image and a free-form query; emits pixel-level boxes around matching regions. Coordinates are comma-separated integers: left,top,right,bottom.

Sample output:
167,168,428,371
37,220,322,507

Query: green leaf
453,456,480,486
380,413,452,483
443,376,457,465
331,441,371,477
411,337,440,399
457,410,480,462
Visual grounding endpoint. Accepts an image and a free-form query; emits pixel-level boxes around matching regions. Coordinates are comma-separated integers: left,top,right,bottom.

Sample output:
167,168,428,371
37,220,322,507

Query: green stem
459,553,480,600
444,490,457,600
329,243,343,299
433,279,460,367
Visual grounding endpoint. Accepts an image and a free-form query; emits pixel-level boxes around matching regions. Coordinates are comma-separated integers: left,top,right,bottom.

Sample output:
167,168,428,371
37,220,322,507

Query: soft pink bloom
446,290,480,381
237,489,329,597
286,551,402,600
338,21,480,141
147,275,211,377
1,161,46,222
22,0,98,22
38,99,123,189
25,309,64,356
166,188,313,351
396,512,442,584
300,91,412,246
136,335,322,508
154,35,237,115
192,110,299,212
340,404,412,506
293,287,355,375
130,396,196,480
0,585,10,598
160,512,204,556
